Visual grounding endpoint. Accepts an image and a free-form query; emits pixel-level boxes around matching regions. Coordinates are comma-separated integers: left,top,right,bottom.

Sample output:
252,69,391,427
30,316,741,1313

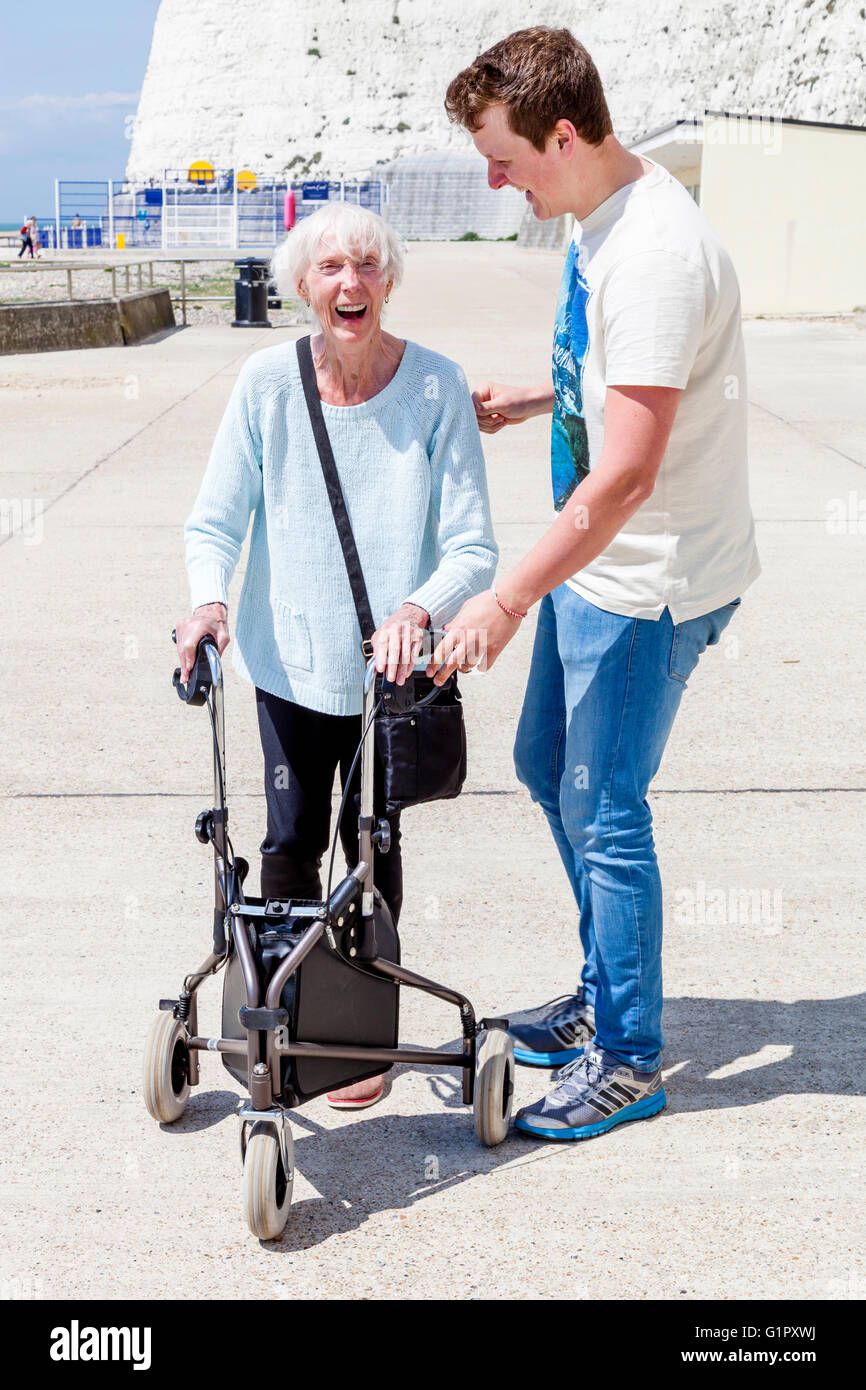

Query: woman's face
300,231,391,347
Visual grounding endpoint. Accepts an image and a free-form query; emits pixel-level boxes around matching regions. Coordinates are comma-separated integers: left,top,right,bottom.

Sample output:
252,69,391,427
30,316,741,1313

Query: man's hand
471,380,555,434
175,602,230,683
372,602,429,685
427,590,522,684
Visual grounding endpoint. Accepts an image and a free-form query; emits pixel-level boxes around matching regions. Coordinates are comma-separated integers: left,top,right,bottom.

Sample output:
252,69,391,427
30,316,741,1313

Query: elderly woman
175,201,497,1108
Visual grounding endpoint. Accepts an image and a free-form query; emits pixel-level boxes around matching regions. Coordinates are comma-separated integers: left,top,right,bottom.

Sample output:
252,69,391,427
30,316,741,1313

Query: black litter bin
232,257,272,328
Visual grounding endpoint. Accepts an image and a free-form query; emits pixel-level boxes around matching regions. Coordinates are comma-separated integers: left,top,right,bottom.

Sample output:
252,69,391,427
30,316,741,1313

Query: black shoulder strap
296,334,376,643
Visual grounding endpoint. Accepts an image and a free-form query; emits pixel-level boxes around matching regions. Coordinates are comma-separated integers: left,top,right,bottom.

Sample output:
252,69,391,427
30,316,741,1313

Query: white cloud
0,92,140,122
13,91,140,111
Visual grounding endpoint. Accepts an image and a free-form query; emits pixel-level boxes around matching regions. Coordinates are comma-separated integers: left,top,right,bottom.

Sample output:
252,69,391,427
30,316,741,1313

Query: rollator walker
143,635,515,1239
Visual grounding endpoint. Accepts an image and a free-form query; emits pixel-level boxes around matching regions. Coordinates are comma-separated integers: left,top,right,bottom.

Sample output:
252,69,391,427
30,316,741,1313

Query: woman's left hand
427,591,522,684
372,602,430,684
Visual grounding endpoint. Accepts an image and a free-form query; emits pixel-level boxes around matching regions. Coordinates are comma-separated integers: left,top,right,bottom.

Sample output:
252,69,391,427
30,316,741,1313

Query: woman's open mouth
335,304,367,321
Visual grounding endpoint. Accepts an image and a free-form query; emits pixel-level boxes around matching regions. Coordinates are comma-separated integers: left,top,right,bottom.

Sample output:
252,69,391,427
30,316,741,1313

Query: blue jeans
513,585,740,1070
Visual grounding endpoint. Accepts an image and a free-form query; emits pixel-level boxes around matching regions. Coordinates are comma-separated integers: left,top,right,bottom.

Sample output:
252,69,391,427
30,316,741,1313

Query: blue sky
0,0,161,222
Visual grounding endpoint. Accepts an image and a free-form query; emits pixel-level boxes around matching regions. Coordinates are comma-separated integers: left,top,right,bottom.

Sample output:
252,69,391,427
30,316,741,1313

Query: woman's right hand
175,602,230,683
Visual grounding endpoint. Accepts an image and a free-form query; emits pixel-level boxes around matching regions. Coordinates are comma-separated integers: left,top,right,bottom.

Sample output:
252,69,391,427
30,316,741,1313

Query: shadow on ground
156,993,864,1248
661,992,866,1111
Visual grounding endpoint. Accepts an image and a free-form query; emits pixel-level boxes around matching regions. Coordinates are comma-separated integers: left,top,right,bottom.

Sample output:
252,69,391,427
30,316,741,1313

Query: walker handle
326,862,368,919
374,627,455,711
172,632,218,705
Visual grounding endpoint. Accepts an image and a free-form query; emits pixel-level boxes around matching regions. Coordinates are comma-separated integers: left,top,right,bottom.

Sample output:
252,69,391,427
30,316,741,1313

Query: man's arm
499,383,681,611
472,378,555,434
429,383,682,678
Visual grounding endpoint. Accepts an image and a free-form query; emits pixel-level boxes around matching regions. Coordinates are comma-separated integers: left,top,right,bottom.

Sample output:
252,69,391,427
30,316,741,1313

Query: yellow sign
116,232,125,249
188,160,215,184
237,169,257,191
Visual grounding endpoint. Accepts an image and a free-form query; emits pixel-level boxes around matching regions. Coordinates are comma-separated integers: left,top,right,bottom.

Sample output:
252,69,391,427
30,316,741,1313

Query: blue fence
37,224,104,250
49,178,126,249
52,174,386,251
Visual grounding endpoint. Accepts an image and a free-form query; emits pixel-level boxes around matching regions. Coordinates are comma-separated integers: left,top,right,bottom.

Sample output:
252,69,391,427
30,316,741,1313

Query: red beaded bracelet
492,585,527,620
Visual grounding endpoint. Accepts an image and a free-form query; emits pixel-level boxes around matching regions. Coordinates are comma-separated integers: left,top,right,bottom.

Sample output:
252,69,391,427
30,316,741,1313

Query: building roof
631,110,866,149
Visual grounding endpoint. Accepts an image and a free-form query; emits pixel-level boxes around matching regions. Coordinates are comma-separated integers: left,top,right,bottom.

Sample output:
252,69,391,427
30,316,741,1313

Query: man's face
470,104,572,220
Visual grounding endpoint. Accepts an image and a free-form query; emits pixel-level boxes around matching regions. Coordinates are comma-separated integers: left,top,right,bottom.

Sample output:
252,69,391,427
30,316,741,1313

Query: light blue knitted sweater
184,336,498,716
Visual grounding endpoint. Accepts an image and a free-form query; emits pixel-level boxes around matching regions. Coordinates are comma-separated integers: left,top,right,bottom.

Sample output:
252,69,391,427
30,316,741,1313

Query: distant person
436,27,760,1142
176,201,497,1111
18,218,35,259
71,214,82,228
27,216,41,258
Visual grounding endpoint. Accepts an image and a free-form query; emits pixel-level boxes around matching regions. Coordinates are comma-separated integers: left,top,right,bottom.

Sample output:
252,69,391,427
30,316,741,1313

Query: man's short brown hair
444,27,613,151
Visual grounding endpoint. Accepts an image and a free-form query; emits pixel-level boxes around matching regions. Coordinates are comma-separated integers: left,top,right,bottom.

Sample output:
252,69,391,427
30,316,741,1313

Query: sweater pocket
274,600,313,672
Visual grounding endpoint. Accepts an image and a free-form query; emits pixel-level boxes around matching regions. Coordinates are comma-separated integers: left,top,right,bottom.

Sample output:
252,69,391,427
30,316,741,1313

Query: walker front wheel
143,1012,191,1123
473,1029,514,1146
242,1121,294,1239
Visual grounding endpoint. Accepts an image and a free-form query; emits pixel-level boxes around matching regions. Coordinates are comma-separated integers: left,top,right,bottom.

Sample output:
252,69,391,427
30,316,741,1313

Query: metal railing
0,258,258,327
51,175,387,252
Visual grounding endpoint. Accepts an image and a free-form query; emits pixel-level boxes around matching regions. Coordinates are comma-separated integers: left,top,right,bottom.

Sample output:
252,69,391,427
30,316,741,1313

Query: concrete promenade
1,243,864,1300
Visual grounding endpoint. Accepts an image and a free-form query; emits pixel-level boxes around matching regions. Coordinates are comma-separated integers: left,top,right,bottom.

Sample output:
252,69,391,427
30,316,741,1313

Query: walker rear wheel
242,1121,294,1239
473,1029,514,1146
143,1012,191,1123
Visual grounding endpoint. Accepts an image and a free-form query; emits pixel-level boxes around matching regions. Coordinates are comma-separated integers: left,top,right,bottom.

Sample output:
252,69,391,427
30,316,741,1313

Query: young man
433,27,760,1141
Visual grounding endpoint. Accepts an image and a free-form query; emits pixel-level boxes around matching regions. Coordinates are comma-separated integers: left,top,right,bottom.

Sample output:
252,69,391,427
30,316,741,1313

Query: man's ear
555,119,578,155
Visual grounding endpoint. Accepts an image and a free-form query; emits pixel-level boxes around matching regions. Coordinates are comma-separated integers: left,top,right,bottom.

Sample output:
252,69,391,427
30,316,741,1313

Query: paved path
1,244,864,1300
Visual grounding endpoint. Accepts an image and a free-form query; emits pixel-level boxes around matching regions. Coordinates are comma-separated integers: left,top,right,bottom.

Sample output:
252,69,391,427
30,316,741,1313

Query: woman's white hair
270,201,405,302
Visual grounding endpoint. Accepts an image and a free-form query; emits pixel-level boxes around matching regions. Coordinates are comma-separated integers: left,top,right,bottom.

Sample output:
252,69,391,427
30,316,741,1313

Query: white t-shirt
551,160,760,622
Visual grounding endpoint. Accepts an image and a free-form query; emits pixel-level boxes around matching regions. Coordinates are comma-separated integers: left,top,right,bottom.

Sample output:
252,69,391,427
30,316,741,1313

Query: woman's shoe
326,1078,385,1110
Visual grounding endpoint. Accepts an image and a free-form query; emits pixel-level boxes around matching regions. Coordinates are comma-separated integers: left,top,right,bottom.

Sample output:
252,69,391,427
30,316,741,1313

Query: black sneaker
505,989,595,1067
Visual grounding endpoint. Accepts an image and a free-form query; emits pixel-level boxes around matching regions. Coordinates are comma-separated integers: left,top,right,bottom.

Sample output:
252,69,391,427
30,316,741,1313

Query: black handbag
221,892,401,1104
296,335,467,815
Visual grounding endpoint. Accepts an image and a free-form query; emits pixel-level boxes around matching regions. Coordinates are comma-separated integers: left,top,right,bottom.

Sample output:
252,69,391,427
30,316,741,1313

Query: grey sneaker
505,989,595,1067
515,1047,666,1141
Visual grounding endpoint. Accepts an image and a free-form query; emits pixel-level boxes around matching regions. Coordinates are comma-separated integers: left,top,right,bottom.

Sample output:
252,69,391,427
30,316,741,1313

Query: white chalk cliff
127,0,866,181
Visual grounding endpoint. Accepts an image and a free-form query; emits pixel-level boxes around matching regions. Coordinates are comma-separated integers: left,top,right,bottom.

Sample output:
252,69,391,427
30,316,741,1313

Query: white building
631,112,866,314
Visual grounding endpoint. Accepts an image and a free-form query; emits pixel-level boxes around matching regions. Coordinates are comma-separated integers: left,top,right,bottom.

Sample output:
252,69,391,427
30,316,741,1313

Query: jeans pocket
274,600,313,672
669,601,740,685
669,624,697,685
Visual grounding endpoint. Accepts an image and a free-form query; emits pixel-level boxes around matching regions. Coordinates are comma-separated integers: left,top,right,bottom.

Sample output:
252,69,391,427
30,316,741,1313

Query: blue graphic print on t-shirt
551,239,591,511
